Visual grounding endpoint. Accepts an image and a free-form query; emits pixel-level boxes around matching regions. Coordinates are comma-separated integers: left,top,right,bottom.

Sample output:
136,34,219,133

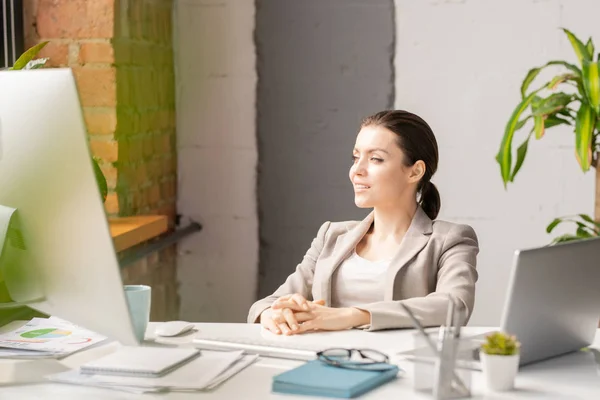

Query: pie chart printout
21,328,72,340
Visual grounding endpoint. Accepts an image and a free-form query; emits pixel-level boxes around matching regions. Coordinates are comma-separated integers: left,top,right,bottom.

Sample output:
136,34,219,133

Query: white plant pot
479,351,520,392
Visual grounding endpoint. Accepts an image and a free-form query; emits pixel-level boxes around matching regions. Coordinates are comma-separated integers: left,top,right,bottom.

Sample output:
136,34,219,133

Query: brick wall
24,0,121,213
113,0,176,219
22,0,179,321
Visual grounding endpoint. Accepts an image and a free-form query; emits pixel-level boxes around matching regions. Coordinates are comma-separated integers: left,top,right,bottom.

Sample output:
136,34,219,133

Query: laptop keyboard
192,336,326,361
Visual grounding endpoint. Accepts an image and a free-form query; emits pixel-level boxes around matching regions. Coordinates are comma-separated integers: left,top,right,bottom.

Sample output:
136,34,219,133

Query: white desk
0,323,599,399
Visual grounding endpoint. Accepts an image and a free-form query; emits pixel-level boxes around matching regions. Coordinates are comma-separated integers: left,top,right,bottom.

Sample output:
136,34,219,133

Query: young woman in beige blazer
248,110,479,335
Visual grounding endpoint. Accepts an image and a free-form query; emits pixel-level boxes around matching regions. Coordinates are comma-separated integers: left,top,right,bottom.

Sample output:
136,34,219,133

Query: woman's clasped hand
259,293,369,335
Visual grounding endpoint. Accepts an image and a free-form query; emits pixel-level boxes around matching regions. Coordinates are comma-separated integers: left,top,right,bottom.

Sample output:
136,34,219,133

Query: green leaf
532,93,573,116
92,158,108,203
543,61,582,77
574,103,595,171
520,61,582,98
546,218,562,233
496,91,542,187
510,131,533,181
481,331,520,356
531,95,543,112
582,60,600,114
544,115,571,128
586,38,595,59
562,28,592,63
521,67,542,98
547,73,577,90
576,226,594,238
579,214,596,224
575,221,593,231
551,234,582,244
588,217,600,231
515,116,531,131
577,214,600,234
9,41,48,70
533,116,545,139
557,108,576,120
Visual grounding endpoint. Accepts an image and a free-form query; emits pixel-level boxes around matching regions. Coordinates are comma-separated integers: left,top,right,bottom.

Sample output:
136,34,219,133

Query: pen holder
412,329,476,399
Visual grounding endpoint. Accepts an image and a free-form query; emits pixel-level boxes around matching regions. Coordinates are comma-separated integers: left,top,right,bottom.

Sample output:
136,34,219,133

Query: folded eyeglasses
316,348,399,372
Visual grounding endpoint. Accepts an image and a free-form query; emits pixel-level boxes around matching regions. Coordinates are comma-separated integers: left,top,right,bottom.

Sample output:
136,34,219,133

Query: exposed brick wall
113,0,177,220
24,0,120,214
22,0,179,322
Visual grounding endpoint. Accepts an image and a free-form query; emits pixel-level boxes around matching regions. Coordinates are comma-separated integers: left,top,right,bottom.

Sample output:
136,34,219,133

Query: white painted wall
395,0,598,326
174,0,258,322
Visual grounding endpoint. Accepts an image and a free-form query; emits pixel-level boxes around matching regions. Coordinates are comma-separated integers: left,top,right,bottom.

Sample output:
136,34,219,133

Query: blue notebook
272,360,400,398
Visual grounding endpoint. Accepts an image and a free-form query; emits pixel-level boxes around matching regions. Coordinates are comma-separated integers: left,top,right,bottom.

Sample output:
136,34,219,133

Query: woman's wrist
347,307,371,328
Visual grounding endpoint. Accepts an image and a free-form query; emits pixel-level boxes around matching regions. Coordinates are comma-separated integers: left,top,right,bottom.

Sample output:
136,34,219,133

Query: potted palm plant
479,331,521,391
496,28,600,244
7,42,108,203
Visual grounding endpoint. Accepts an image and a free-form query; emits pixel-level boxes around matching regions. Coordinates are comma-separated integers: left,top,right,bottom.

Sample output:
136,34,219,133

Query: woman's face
349,125,423,209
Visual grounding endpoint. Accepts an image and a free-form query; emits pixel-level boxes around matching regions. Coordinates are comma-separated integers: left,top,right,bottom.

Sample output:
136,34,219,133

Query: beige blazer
247,207,479,331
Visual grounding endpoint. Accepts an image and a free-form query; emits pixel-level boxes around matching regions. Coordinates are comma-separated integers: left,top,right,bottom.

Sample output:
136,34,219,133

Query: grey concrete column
255,0,395,298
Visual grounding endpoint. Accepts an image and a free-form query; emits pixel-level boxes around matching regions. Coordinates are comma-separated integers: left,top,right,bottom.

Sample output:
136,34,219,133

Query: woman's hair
361,110,441,220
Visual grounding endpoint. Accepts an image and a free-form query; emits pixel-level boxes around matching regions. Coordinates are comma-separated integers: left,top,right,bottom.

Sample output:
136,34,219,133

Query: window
0,0,24,68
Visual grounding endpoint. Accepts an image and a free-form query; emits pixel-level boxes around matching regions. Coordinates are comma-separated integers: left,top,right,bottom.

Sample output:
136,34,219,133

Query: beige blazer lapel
318,212,374,305
318,208,433,304
384,207,433,299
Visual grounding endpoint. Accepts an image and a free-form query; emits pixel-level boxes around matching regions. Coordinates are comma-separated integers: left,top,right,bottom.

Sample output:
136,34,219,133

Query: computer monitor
0,68,139,345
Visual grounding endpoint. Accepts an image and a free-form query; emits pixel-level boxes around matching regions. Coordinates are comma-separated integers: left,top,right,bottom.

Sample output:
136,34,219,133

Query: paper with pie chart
0,316,106,355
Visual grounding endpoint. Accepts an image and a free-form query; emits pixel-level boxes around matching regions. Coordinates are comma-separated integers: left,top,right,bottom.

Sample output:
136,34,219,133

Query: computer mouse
155,320,195,337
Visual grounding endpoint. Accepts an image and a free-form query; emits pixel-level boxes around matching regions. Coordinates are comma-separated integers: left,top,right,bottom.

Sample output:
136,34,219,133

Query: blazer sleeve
247,221,331,324
356,224,479,331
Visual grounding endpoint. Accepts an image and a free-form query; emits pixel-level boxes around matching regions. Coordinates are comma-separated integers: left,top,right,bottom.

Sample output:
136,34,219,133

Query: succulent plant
481,331,520,356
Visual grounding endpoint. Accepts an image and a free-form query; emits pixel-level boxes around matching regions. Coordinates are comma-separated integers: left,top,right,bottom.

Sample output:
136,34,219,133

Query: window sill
109,215,169,252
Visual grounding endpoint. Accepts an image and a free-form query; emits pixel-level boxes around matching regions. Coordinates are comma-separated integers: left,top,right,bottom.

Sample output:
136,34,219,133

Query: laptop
397,236,600,369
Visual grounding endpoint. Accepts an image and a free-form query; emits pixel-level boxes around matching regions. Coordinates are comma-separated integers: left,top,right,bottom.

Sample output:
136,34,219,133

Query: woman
248,110,479,335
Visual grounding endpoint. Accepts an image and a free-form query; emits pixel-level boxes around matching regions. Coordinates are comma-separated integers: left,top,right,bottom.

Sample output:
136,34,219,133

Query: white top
330,250,391,308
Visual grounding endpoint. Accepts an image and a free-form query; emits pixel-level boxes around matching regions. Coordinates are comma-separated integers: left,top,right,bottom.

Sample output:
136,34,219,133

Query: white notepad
80,346,201,378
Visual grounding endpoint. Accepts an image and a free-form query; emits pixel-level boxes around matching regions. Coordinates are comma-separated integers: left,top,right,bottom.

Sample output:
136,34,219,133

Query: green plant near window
7,42,108,203
496,28,600,244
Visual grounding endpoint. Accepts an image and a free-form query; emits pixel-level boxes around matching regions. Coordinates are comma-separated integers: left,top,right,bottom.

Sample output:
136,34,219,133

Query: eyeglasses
316,348,397,371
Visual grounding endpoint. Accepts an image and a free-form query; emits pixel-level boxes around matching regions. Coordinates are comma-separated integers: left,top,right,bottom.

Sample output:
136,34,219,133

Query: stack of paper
0,317,106,359
47,350,258,394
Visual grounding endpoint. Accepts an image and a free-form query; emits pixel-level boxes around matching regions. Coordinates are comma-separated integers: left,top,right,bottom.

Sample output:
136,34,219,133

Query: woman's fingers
267,310,293,335
264,317,281,334
272,293,313,310
272,300,305,311
277,321,291,335
273,293,309,310
272,297,326,311
295,319,317,333
260,310,282,334
282,308,299,332
275,294,293,302
291,293,310,311
266,308,316,335
292,311,314,322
